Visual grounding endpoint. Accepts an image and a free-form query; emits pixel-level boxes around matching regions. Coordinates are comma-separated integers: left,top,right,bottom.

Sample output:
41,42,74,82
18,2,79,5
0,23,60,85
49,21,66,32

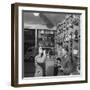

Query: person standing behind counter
54,43,72,76
34,47,46,77
57,48,72,75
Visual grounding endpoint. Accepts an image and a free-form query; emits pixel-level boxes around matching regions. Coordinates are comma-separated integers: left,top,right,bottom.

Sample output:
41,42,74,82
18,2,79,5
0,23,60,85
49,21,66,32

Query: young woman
34,47,46,77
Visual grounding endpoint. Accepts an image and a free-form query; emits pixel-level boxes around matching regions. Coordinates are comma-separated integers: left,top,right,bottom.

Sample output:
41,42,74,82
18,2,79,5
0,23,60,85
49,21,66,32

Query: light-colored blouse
34,54,46,77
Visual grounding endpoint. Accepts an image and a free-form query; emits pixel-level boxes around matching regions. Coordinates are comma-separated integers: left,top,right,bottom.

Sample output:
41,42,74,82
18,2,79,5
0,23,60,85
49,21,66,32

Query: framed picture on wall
11,3,88,87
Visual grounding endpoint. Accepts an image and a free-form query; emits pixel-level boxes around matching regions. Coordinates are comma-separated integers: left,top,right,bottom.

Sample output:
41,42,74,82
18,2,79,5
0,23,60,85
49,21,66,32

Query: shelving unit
55,14,80,74
37,29,56,55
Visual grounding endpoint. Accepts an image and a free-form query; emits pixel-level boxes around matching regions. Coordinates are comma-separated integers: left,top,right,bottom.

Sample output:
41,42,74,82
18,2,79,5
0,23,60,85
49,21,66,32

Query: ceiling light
33,13,40,16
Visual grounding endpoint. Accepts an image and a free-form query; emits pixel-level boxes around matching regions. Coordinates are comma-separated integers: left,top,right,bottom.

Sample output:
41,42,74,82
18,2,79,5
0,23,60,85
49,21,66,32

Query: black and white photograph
23,12,80,77
11,3,87,87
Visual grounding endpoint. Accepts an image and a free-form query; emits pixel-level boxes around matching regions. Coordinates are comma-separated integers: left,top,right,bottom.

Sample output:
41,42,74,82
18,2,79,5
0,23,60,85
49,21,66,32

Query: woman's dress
34,55,46,77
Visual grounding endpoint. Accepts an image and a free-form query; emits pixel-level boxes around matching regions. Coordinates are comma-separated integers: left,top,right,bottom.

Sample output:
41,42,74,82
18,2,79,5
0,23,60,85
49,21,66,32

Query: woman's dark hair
35,47,38,55
56,57,61,62
41,53,43,57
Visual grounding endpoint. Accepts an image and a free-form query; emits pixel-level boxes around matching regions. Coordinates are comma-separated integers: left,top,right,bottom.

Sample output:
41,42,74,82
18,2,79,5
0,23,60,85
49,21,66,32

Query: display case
37,29,56,55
